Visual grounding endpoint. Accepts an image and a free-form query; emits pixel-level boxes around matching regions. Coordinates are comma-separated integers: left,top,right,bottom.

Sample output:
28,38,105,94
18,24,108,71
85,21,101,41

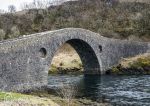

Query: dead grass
50,43,82,70
120,53,150,68
0,92,59,106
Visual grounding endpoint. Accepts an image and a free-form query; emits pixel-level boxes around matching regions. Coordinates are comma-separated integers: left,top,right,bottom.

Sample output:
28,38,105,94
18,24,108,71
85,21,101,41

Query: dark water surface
48,75,150,106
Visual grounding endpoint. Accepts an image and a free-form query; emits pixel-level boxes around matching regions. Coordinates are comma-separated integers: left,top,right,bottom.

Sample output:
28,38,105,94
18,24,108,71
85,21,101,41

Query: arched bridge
0,28,150,91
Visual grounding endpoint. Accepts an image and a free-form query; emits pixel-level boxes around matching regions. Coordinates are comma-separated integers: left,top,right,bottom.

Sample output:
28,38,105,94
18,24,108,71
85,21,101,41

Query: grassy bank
49,43,83,75
107,53,150,75
49,44,150,75
0,91,111,106
27,90,111,106
0,91,59,106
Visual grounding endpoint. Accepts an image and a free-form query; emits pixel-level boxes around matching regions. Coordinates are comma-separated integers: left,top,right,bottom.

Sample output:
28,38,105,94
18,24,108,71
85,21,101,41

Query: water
48,75,150,106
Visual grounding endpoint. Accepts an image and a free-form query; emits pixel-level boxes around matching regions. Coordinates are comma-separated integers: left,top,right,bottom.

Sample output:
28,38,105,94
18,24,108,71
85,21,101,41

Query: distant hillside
119,0,150,3
0,0,149,41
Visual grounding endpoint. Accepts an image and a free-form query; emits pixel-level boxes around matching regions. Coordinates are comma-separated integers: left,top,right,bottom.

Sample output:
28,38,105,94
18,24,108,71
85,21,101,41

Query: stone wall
0,28,149,91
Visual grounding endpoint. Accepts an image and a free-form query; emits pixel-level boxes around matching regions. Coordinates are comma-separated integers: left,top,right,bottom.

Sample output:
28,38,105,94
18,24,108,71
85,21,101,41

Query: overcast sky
0,0,33,11
0,0,74,12
0,0,70,11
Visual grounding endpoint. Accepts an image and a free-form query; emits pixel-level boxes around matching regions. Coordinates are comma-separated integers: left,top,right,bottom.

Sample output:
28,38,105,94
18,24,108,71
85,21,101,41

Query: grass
0,92,24,101
108,53,150,75
0,91,59,106
49,43,83,75
28,91,110,106
121,53,150,68
0,91,110,106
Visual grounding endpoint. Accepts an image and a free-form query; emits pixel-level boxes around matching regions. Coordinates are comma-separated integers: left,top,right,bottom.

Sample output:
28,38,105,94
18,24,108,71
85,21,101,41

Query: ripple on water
48,75,150,105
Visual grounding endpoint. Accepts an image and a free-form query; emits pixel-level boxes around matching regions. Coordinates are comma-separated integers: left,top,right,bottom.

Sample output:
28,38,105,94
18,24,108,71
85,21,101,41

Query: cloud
0,0,33,11
0,0,73,11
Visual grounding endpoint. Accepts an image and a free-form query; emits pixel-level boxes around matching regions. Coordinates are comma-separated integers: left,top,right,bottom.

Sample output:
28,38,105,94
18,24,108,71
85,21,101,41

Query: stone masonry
0,28,149,91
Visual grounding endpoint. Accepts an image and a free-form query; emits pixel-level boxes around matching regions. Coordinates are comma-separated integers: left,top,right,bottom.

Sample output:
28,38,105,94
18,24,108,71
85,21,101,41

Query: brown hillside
0,0,149,41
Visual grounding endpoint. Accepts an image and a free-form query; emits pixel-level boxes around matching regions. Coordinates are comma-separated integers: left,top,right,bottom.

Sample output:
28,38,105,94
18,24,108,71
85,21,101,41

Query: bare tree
8,5,16,13
21,3,31,10
21,0,51,10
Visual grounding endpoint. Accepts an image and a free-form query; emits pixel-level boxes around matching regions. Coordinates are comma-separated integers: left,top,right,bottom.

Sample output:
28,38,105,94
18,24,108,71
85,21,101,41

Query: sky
0,0,68,11
0,0,34,11
0,0,74,12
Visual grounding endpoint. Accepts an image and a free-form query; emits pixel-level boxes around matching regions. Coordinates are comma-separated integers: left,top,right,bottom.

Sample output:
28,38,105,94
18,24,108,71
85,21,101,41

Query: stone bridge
0,28,150,91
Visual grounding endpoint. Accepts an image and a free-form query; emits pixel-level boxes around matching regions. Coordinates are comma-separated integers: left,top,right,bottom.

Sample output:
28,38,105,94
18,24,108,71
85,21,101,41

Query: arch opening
39,48,47,58
49,39,101,75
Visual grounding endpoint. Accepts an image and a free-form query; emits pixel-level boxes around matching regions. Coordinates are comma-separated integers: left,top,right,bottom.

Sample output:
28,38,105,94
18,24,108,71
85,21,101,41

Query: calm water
48,75,150,106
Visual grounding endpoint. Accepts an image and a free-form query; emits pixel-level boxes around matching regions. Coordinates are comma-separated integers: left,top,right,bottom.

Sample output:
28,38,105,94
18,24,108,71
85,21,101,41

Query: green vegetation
49,64,58,74
0,91,110,106
0,0,149,41
129,57,150,68
107,53,150,75
49,60,83,75
28,90,110,106
0,92,24,101
111,67,121,74
0,91,59,106
49,43,83,75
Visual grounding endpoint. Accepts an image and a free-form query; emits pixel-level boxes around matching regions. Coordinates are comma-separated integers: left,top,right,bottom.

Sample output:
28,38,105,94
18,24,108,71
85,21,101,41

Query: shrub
0,29,5,40
0,0,149,41
33,14,44,25
10,26,20,38
111,67,120,74
49,64,58,74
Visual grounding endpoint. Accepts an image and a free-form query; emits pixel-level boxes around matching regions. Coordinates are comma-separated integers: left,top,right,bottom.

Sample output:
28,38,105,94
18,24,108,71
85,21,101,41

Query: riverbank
0,91,111,106
27,90,111,106
50,43,150,75
47,74,150,106
49,43,83,75
106,53,150,75
0,91,59,106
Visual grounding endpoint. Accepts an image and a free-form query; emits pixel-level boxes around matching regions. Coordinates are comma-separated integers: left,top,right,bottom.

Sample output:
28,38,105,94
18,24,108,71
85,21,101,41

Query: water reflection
48,75,150,106
77,75,102,100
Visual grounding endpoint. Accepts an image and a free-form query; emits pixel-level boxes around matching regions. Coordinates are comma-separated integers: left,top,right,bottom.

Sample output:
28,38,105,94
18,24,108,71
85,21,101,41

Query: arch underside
56,39,101,74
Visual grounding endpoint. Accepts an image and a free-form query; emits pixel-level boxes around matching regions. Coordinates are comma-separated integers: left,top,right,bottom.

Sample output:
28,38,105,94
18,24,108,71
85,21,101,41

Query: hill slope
0,0,149,41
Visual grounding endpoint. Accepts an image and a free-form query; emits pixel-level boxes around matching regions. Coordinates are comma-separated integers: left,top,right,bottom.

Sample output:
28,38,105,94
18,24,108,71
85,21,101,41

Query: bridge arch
48,39,101,74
